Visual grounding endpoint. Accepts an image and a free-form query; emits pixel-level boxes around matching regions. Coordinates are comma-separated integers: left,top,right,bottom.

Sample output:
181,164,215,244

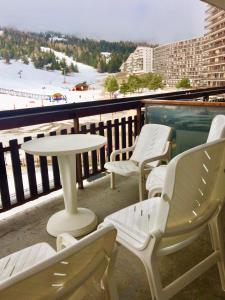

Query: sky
0,0,206,44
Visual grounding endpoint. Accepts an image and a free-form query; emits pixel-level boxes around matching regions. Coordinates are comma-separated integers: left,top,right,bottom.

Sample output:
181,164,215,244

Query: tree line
104,73,164,97
0,28,79,75
0,28,156,74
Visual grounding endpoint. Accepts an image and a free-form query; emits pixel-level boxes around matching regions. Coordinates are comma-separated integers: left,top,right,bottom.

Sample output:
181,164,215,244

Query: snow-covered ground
0,48,107,110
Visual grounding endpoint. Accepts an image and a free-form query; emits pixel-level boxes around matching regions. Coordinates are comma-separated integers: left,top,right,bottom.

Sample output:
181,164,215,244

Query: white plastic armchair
146,114,225,198
104,124,172,201
101,139,225,299
0,225,118,300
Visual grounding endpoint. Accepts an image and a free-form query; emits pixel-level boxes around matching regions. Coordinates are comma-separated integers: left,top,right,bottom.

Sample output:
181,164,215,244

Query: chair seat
104,198,201,256
104,198,162,250
146,165,167,195
0,242,56,282
104,160,139,176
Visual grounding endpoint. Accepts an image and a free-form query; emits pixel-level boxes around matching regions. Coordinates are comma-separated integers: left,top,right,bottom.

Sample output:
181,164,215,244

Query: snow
100,52,111,63
49,37,67,42
101,52,111,57
0,48,108,110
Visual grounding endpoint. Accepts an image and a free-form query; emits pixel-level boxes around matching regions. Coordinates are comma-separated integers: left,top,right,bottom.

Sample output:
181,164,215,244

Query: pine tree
2,49,10,64
69,62,78,73
22,56,29,64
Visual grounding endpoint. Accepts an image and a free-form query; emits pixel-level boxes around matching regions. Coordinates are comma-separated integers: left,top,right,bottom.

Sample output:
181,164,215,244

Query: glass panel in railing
145,104,225,157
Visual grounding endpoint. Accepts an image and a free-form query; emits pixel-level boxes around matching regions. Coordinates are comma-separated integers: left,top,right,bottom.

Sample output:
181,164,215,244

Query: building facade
204,5,225,87
120,5,225,88
153,37,205,87
120,46,153,74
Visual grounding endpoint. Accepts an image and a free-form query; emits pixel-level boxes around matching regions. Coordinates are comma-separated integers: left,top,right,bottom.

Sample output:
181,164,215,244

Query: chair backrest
0,225,117,300
157,139,225,235
207,114,225,142
130,124,172,167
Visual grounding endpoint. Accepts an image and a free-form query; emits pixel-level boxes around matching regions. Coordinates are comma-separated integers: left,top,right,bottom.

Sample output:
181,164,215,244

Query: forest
0,28,153,73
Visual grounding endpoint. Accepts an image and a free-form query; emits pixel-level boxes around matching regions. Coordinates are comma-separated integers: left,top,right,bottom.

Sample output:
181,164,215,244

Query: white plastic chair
101,139,225,300
146,114,225,198
0,225,118,300
104,124,172,201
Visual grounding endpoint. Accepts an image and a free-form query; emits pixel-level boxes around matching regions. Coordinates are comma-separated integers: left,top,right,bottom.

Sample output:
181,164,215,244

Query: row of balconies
206,23,225,36
204,33,225,46
205,10,225,25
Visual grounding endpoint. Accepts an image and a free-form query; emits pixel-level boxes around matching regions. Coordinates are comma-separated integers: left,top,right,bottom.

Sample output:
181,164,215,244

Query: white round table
22,134,106,237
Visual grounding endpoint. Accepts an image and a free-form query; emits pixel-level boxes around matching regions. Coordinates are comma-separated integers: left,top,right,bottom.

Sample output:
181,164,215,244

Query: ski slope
0,48,107,110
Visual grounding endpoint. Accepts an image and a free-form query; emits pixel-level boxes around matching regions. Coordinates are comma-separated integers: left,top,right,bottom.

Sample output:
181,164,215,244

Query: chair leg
209,213,225,291
103,271,119,300
110,172,115,189
140,258,157,300
102,248,119,300
141,253,165,300
139,173,146,201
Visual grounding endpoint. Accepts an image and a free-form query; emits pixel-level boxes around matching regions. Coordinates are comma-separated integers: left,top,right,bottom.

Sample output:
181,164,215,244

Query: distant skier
18,70,23,79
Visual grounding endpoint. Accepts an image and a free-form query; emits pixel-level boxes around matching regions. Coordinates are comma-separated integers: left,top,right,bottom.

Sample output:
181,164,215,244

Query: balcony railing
144,99,225,156
1,87,225,212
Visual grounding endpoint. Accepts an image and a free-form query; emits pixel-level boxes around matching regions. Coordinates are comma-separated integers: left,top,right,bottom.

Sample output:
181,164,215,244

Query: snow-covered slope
0,51,106,93
41,47,100,78
0,49,107,110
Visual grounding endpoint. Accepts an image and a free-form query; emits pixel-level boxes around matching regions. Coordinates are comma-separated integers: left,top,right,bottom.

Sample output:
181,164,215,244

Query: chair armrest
110,136,139,161
56,233,79,251
138,141,171,172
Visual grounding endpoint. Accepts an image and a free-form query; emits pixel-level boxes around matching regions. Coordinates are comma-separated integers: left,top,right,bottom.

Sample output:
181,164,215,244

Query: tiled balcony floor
0,175,225,300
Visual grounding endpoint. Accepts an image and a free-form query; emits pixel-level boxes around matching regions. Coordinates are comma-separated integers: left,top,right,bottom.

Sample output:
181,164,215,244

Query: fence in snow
0,87,51,101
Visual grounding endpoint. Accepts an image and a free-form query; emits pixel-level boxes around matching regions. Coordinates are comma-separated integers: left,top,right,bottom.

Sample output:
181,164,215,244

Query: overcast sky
0,0,206,44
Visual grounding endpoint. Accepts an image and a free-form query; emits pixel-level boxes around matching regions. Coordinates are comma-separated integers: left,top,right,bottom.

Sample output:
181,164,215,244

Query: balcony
1,87,225,299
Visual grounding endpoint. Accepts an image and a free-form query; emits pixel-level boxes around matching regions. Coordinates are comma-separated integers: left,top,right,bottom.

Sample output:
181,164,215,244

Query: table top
21,134,106,156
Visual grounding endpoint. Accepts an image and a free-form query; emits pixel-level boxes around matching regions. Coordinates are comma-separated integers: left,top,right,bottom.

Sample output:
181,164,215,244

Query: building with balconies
204,5,225,86
153,37,205,87
120,46,153,74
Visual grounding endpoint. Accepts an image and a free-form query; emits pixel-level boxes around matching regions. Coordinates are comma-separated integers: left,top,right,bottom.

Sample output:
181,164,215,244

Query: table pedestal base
46,208,97,237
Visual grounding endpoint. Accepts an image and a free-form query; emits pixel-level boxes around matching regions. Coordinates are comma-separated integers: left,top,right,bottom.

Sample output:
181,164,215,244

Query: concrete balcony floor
0,174,225,300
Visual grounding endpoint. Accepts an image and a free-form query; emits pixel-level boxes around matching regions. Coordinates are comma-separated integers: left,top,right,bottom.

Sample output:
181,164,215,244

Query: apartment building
120,5,225,88
153,37,205,87
120,46,153,74
204,5,225,86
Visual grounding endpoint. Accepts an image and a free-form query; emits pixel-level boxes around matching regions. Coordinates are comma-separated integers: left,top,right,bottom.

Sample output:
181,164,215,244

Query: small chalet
72,82,89,91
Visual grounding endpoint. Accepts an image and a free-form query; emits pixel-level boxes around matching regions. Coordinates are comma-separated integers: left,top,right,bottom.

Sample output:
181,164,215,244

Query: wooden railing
0,86,225,212
0,114,143,212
